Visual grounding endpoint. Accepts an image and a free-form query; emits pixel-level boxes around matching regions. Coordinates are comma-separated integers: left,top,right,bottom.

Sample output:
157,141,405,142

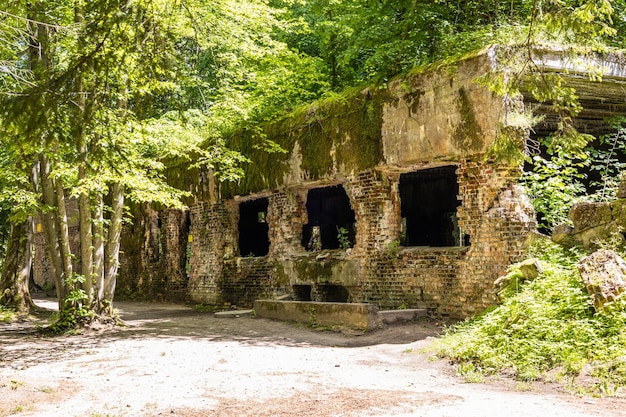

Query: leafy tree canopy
271,0,626,89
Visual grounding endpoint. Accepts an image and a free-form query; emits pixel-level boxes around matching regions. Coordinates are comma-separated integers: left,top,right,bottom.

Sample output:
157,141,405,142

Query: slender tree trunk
38,154,66,307
101,183,124,315
78,175,93,300
78,167,93,296
92,192,105,309
0,219,34,314
54,162,74,302
28,2,67,309
75,1,94,304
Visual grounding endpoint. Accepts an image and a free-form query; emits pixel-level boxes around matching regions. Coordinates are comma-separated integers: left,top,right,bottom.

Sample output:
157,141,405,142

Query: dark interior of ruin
238,198,270,256
301,185,356,250
399,166,463,247
293,284,312,301
292,283,350,302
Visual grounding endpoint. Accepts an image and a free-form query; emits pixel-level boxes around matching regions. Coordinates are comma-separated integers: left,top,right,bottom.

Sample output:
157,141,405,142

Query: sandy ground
1,299,626,417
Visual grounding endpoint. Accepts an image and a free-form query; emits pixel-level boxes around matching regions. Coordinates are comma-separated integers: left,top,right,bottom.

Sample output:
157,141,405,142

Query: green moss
220,87,386,198
453,87,484,152
405,45,492,79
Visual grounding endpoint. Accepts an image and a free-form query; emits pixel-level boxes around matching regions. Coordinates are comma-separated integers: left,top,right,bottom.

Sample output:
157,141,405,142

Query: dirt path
1,299,625,417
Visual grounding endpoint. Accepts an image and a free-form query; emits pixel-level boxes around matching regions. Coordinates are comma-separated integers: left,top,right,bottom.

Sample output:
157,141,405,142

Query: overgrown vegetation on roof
219,87,387,197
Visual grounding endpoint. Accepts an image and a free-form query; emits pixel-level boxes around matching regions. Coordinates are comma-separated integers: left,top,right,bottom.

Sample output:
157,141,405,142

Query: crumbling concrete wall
382,56,500,165
169,159,534,317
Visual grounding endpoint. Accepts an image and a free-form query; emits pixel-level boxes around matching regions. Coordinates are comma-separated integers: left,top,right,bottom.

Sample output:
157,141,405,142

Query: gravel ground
1,299,625,417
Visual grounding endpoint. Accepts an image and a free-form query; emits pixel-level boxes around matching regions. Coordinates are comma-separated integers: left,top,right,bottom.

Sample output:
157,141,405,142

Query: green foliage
48,274,95,332
522,150,587,232
178,0,329,129
386,240,401,260
220,87,385,197
274,0,624,91
522,118,626,233
336,227,351,249
0,304,17,322
586,116,626,201
435,239,626,395
49,305,95,334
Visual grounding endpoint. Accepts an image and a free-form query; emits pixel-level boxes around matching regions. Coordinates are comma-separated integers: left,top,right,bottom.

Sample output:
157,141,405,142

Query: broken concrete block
577,249,626,311
569,202,613,233
551,223,575,247
494,258,542,298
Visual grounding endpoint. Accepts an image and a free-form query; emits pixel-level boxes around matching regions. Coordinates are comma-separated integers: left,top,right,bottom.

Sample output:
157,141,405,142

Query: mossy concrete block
280,257,361,287
254,300,382,330
569,202,613,233
575,224,620,249
578,249,626,311
551,223,575,247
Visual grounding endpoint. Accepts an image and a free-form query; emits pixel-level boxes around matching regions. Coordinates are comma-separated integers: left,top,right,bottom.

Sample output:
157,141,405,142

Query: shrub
434,240,626,395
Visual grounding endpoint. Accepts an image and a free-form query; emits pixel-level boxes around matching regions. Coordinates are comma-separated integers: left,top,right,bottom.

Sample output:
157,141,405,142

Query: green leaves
435,240,626,393
522,116,626,234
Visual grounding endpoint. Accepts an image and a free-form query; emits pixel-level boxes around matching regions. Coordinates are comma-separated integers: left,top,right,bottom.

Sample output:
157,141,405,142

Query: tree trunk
101,183,124,315
50,141,75,312
54,161,73,287
92,192,105,309
38,154,66,307
0,219,34,314
75,1,94,304
78,182,93,300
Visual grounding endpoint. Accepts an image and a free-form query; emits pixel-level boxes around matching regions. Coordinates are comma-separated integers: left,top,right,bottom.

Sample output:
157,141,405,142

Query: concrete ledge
214,309,254,318
379,309,427,324
254,300,381,330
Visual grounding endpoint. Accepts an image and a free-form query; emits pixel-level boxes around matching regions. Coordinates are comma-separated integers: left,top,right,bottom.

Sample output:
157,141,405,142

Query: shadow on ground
0,297,443,371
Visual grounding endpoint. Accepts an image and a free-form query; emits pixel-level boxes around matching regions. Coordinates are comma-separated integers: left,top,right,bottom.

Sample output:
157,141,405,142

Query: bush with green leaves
434,239,626,395
48,274,96,333
523,118,626,233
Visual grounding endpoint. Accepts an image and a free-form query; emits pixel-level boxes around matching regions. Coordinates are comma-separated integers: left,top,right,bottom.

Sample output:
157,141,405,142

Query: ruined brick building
32,46,626,318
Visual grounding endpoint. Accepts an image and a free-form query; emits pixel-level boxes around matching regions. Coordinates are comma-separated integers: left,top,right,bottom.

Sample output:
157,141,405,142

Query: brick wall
267,189,308,258
145,160,536,317
116,204,189,300
454,160,537,316
344,171,400,253
117,204,162,298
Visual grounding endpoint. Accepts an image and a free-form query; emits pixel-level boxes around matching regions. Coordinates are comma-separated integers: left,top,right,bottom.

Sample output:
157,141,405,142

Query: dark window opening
301,185,356,251
317,284,349,302
293,284,312,301
239,198,270,257
399,166,465,247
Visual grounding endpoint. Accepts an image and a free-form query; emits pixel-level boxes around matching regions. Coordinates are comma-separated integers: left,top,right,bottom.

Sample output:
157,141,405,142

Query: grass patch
191,304,220,313
434,239,626,396
0,305,17,322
